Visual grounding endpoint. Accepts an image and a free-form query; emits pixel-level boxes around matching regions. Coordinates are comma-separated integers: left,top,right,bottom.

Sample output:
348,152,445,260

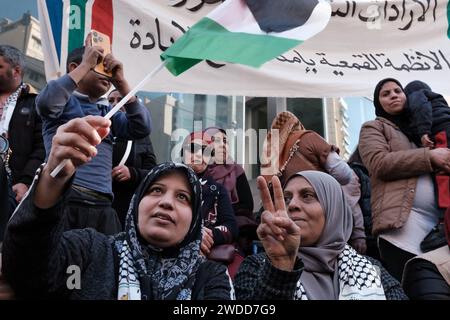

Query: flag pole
50,59,169,178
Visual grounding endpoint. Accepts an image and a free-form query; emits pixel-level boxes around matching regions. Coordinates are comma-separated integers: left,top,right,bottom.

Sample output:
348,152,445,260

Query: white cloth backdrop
39,0,450,97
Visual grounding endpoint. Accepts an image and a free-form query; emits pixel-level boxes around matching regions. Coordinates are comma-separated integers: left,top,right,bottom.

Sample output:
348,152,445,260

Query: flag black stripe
245,0,319,33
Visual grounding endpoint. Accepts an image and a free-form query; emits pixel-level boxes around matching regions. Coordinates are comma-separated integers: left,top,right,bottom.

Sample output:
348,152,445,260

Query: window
287,98,325,137
136,92,244,164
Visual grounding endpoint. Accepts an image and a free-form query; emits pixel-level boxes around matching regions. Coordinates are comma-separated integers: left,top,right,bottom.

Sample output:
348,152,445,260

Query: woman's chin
140,229,178,248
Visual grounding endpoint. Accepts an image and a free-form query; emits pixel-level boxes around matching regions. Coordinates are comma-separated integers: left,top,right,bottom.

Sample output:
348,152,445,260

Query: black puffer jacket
349,161,379,259
402,258,450,300
349,162,372,236
404,81,450,146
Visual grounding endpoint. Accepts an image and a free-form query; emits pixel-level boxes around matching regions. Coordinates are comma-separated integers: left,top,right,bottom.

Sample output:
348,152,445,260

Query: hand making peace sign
256,175,301,271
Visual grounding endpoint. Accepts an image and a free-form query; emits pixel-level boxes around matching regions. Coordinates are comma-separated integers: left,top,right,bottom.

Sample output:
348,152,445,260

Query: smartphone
90,29,112,78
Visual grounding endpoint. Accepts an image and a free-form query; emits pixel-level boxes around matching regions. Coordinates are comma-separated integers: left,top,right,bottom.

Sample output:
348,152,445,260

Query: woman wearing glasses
181,131,238,269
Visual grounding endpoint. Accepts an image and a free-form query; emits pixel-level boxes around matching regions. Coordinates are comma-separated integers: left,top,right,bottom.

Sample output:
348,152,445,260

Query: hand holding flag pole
50,59,168,178
51,0,331,177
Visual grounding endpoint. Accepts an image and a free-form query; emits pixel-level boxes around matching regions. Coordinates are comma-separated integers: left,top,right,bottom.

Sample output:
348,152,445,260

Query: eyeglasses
184,143,207,154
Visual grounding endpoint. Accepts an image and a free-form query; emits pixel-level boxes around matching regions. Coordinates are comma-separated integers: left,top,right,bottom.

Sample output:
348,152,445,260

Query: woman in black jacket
2,116,234,300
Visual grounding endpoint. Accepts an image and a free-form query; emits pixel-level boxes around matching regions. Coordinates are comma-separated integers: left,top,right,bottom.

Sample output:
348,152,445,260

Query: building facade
0,13,46,90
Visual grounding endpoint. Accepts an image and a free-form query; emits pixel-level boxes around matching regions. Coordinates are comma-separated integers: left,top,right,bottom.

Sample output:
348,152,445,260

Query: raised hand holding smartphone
90,30,112,78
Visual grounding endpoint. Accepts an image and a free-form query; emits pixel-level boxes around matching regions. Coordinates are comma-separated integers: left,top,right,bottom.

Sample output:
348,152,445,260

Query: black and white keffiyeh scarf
294,245,385,300
0,83,26,136
114,162,204,300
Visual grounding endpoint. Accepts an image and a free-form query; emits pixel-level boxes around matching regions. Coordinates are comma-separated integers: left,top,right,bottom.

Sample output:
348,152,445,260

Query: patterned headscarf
261,111,312,183
285,171,353,299
114,162,203,300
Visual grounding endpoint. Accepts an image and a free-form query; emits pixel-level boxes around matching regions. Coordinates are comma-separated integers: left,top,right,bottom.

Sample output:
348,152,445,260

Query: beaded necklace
277,139,300,177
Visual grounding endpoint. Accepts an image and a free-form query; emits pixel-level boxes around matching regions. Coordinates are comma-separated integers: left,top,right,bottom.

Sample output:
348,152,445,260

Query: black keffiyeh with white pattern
0,83,26,136
294,245,385,300
113,162,204,300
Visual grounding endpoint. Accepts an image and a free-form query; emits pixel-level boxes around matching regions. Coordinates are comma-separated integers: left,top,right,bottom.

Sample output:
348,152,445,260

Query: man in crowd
0,45,45,241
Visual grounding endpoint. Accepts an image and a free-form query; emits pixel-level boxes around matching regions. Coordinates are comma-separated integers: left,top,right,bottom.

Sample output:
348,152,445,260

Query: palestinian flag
37,0,113,79
161,0,331,76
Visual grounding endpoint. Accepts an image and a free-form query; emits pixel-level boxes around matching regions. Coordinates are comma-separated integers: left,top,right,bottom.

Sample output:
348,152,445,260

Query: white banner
39,0,450,97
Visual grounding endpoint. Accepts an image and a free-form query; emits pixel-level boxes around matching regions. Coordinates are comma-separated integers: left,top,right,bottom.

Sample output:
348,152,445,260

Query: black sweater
234,253,408,300
2,171,234,300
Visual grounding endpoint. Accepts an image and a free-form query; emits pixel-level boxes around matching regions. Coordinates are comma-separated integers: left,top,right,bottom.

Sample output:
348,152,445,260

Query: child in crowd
404,80,450,249
35,34,152,234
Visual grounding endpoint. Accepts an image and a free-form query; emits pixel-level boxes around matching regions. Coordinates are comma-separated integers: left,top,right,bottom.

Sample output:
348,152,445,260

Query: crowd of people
0,38,449,300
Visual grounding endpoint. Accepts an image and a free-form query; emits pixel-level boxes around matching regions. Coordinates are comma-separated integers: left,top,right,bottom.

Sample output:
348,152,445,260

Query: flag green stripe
68,0,88,54
448,0,450,39
161,17,302,76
